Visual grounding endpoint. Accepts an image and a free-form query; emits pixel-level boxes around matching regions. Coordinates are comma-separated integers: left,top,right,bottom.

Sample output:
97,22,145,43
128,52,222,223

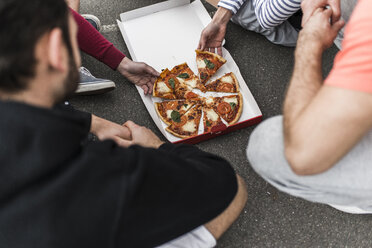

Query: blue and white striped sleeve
218,0,247,15
254,0,301,30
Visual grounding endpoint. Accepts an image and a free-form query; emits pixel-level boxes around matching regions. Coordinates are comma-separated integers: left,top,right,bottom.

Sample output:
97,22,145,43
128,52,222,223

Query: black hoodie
0,100,237,248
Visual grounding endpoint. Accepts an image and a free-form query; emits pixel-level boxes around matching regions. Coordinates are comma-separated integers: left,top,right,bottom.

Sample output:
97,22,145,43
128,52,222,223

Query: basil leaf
168,78,175,89
206,120,212,127
171,110,181,123
200,73,207,80
229,102,236,110
178,73,190,79
183,104,188,108
204,59,215,69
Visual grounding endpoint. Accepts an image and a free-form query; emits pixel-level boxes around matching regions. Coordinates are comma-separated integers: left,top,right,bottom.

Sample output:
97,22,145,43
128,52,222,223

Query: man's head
0,0,81,106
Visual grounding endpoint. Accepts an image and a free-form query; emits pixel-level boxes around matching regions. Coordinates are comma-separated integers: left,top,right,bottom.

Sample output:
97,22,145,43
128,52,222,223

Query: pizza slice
171,63,206,92
195,49,227,84
155,100,196,126
152,69,177,99
173,79,202,101
207,93,243,125
166,105,202,139
205,72,240,93
202,107,224,133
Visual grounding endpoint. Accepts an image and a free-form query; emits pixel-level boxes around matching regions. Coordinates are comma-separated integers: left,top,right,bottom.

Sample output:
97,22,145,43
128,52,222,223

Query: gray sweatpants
231,0,357,48
247,116,372,212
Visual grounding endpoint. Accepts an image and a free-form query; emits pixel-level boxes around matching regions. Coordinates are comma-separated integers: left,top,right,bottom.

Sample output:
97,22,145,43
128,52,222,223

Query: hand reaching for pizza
117,57,160,95
120,121,165,149
198,7,232,56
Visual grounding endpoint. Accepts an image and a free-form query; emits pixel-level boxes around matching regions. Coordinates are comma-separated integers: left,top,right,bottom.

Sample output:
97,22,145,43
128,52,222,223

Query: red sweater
70,8,125,70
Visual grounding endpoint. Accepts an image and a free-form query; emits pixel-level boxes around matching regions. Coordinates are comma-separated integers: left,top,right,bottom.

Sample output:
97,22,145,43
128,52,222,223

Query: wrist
296,33,324,57
212,7,232,26
90,114,104,135
116,57,131,75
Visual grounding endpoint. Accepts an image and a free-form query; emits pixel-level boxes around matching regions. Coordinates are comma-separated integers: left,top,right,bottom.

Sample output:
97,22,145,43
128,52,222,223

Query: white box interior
117,0,262,142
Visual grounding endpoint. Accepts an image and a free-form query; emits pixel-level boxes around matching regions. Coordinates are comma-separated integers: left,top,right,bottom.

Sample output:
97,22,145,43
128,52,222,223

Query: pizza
195,49,226,84
155,100,196,126
171,63,206,92
152,69,177,99
166,105,202,139
153,53,245,139
202,107,224,133
205,72,239,93
206,93,243,125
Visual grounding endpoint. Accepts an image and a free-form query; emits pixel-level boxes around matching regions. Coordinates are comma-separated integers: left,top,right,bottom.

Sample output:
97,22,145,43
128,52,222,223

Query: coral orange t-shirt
325,0,372,93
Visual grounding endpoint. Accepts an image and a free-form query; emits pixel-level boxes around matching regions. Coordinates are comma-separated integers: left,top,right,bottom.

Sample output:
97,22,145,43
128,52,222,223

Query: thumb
124,120,140,131
198,31,207,51
332,19,345,33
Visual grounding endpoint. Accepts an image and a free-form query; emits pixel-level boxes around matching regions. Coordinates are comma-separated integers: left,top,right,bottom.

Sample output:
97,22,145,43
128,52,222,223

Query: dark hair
0,0,72,93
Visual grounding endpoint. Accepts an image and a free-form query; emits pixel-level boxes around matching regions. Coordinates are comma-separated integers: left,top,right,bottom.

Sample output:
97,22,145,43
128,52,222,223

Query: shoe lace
79,67,93,77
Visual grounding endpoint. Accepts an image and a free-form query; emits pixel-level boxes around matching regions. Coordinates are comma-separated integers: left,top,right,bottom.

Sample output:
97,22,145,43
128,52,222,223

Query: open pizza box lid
117,0,262,144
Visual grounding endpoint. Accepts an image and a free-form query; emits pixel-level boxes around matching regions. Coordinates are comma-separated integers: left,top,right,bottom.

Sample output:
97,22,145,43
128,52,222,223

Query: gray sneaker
76,67,116,95
81,14,102,32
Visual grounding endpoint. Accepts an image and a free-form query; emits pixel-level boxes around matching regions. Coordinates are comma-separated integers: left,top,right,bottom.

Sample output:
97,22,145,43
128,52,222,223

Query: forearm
212,7,233,25
284,36,323,137
70,8,125,70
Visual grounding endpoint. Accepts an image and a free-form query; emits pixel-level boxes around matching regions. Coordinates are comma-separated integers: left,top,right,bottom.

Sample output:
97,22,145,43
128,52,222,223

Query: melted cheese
197,59,206,68
223,97,238,105
182,121,197,133
157,82,171,93
221,75,234,84
206,109,219,122
166,110,173,119
177,77,185,84
185,78,198,88
205,97,214,105
181,104,190,111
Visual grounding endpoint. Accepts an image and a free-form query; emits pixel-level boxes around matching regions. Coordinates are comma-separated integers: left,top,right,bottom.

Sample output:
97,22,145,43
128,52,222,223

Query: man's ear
47,28,67,72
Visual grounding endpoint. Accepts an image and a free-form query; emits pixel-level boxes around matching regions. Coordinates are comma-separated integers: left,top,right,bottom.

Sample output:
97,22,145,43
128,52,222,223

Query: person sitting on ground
0,0,248,247
66,0,159,95
198,0,356,55
247,0,372,214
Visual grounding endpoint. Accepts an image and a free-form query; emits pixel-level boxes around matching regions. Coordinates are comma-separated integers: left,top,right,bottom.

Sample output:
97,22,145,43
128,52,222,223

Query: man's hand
91,115,132,147
301,0,341,27
299,8,344,51
117,57,160,95
198,7,232,56
119,121,165,149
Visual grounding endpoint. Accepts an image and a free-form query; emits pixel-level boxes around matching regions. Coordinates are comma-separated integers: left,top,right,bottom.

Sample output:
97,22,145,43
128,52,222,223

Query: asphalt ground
70,0,372,247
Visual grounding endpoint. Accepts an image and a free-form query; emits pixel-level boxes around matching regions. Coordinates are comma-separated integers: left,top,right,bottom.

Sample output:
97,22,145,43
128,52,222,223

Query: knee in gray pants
246,116,292,182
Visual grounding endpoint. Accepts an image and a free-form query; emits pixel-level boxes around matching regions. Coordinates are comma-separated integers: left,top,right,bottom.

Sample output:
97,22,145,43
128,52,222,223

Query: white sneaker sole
329,204,372,214
75,81,116,95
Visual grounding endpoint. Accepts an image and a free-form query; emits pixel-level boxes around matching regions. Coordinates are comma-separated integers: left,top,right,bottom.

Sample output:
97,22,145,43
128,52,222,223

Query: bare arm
283,8,366,175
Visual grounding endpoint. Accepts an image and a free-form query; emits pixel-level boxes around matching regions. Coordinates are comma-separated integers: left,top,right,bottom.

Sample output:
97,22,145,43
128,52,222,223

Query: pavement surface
71,0,372,247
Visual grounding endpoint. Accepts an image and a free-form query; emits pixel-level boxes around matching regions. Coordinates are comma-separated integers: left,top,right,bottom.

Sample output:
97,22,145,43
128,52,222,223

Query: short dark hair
0,0,72,93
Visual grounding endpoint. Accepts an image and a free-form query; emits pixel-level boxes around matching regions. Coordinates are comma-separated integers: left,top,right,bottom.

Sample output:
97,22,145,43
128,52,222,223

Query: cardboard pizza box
117,0,262,144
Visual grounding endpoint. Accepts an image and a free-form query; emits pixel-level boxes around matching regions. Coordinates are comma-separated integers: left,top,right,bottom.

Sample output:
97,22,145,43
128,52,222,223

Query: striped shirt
218,0,301,30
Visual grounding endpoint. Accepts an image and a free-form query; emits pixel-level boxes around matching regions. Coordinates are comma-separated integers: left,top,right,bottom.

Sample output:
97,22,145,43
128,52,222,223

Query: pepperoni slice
217,83,234,92
173,115,187,127
185,92,199,99
217,102,232,114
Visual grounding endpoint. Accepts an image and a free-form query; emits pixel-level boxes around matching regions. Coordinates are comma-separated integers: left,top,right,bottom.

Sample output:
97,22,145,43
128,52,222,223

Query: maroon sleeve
70,8,126,70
